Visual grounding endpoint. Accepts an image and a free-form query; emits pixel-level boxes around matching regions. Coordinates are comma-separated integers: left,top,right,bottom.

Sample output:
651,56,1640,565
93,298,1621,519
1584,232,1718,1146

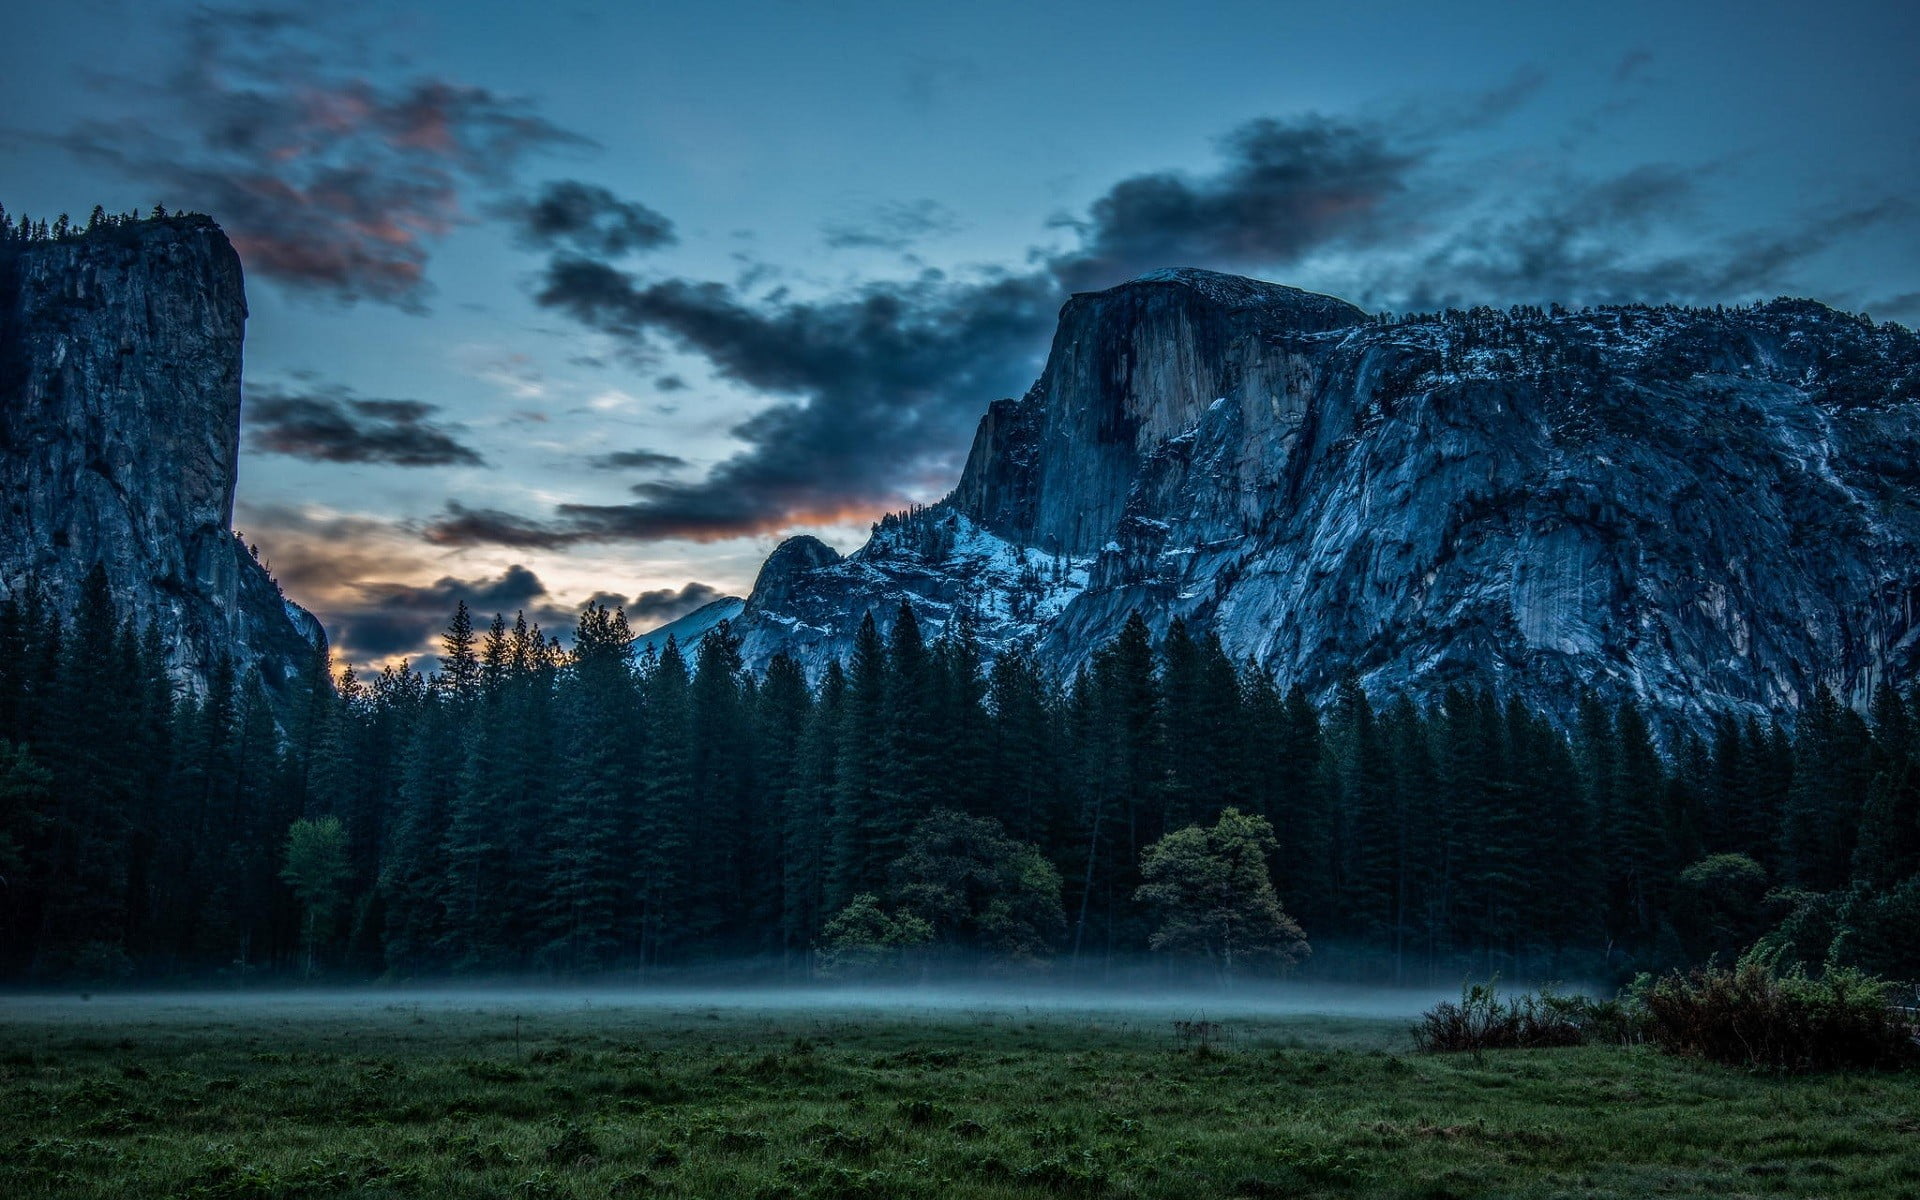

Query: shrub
1413,982,1596,1052
895,1099,946,1126
1760,879,1920,984
815,894,933,976
543,1122,600,1165
1631,956,1918,1072
51,941,134,984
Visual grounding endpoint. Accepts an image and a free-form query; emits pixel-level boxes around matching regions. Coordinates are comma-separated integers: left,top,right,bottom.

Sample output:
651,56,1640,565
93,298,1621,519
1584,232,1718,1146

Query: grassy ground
1,990,1917,1199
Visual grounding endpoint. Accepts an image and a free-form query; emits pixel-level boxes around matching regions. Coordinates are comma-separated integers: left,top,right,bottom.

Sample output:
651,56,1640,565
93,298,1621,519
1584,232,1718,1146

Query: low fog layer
0,980,1553,1026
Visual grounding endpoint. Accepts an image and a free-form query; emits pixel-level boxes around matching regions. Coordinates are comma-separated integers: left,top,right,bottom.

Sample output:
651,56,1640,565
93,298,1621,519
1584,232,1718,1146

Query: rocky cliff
0,215,323,709
735,268,1920,726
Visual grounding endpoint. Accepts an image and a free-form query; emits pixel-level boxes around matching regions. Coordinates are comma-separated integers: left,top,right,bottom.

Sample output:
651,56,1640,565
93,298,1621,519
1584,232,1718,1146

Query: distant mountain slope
633,596,746,658
733,268,1920,725
0,214,324,711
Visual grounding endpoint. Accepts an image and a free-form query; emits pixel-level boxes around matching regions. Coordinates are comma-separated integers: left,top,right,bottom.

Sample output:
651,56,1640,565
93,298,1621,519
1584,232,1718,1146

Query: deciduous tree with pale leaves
1136,807,1308,978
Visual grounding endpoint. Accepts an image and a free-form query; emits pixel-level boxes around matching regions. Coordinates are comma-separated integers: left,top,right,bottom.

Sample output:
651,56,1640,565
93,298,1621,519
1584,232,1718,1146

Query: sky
4,0,1917,668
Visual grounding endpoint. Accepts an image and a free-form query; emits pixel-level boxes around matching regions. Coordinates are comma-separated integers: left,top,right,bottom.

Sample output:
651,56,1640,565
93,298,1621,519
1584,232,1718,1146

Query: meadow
1,988,1916,1199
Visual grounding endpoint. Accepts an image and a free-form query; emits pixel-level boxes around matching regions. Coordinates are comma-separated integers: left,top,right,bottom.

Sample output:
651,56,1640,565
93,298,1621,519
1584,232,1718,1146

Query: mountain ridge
732,269,1920,726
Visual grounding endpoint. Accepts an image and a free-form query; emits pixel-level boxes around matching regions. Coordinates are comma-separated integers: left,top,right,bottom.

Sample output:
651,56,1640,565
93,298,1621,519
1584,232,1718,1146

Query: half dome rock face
0,215,324,712
736,269,1920,726
948,268,1369,554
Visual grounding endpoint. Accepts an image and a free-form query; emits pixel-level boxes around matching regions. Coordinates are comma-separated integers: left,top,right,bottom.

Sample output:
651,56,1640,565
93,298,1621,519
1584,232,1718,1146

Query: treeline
2,570,1917,984
0,203,204,248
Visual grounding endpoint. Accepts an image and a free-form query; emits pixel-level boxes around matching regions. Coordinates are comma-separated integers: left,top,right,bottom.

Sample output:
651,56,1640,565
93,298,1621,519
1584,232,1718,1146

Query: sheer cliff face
738,268,1920,724
0,217,323,705
948,271,1368,554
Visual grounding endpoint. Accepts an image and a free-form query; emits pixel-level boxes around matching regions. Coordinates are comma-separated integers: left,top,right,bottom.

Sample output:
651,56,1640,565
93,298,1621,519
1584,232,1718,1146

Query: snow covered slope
632,596,745,658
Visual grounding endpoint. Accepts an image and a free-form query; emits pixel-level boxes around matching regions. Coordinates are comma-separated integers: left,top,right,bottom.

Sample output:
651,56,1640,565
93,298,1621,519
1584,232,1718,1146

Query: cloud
1868,291,1920,326
900,55,982,111
423,501,579,549
823,199,961,251
247,384,485,466
236,505,425,602
1441,65,1551,133
463,351,547,399
585,448,687,471
1386,176,1911,312
235,503,574,662
26,6,588,308
1613,49,1654,83
342,565,562,659
1046,115,1421,291
513,262,1059,541
623,581,727,625
499,179,676,257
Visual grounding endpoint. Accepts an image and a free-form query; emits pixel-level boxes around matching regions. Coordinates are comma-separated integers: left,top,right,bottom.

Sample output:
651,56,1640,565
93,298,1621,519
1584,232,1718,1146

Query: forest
1,559,1916,986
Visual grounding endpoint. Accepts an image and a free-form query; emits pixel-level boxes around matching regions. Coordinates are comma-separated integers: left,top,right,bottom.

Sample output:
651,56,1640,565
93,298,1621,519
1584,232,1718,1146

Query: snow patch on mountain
632,597,746,657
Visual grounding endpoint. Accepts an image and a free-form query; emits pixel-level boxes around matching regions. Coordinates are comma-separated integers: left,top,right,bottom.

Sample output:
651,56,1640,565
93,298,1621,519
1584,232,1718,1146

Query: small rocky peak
745,534,845,612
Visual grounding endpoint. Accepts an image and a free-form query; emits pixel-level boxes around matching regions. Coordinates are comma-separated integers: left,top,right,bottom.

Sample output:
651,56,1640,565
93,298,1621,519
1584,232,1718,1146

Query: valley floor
0,989,1915,1199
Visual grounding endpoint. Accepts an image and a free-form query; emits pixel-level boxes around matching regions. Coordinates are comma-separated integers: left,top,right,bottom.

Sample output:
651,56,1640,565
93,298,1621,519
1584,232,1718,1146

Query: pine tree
3,550,1914,986
382,692,458,974
440,601,481,700
687,622,751,949
785,660,843,962
827,613,888,911
443,614,515,970
231,673,292,968
1608,700,1669,945
987,648,1056,846
636,634,692,965
1852,683,1920,887
1072,612,1161,962
1328,676,1394,947
879,602,943,856
36,566,138,975
1266,682,1333,933
497,616,561,960
1383,695,1439,981
545,603,643,971
1158,622,1242,829
1779,687,1871,889
930,612,993,817
755,652,813,962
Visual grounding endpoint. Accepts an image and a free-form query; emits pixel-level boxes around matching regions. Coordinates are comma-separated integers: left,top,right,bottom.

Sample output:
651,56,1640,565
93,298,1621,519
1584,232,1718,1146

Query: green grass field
2,989,1917,1199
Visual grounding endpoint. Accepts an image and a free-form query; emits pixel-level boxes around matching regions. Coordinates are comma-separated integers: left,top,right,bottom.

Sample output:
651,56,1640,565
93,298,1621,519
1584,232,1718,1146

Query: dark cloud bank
622,581,727,624
247,385,484,467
